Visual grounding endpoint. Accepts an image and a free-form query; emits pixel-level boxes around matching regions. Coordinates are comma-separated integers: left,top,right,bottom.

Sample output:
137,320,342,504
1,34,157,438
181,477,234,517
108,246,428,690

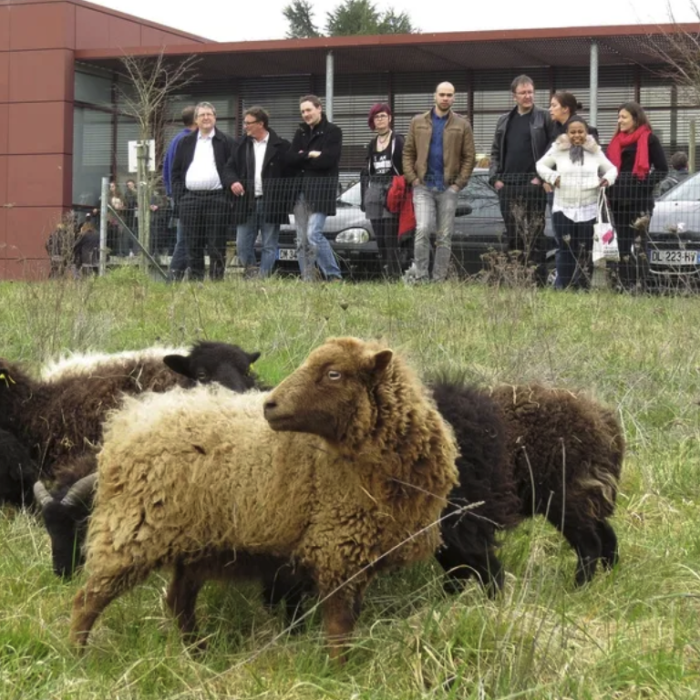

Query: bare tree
116,51,199,272
647,5,700,103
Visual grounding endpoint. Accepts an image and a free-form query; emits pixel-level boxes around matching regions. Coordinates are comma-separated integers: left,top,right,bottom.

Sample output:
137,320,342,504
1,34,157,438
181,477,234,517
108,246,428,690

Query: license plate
278,248,298,261
649,249,700,266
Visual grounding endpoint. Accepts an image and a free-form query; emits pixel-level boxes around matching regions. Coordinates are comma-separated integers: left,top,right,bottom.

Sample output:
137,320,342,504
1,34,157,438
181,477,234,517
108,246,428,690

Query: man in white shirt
223,106,291,278
171,101,235,281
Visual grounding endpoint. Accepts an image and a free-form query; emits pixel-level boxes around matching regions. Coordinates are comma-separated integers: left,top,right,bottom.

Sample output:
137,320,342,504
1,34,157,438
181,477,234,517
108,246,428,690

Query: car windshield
659,173,700,202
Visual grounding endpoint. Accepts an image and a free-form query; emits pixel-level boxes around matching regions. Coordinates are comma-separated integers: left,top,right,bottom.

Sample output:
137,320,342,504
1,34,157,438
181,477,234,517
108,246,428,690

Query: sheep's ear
162,354,193,379
369,349,393,375
247,351,261,365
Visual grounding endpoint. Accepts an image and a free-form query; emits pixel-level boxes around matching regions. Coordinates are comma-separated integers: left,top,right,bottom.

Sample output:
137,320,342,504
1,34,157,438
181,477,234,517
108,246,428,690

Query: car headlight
335,228,370,244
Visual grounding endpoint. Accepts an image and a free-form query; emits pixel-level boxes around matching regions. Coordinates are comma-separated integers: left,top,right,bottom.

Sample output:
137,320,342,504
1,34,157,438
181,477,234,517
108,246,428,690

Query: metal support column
589,40,599,128
325,51,334,122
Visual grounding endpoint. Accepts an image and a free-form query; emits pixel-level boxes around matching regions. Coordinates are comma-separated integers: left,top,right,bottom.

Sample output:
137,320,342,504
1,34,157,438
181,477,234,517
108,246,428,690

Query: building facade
2,0,698,278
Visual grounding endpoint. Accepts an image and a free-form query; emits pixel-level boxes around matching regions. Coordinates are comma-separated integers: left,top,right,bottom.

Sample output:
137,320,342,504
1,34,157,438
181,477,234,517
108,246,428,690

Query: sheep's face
264,337,393,444
163,342,262,393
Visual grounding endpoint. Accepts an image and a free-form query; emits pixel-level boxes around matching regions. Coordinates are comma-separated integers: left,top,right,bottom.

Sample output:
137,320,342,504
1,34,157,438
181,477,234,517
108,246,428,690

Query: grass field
1,269,699,699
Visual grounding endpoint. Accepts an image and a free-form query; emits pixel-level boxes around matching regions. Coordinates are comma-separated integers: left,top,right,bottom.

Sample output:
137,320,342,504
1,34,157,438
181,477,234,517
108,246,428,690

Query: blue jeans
412,185,458,281
169,216,189,280
236,199,280,277
551,210,594,289
293,196,341,281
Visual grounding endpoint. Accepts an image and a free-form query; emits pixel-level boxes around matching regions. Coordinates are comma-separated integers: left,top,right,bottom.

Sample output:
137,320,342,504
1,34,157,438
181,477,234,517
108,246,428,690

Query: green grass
1,269,700,699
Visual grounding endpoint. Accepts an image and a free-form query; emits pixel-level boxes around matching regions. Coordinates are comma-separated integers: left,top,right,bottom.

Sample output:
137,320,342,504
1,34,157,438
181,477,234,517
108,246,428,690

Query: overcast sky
86,0,698,43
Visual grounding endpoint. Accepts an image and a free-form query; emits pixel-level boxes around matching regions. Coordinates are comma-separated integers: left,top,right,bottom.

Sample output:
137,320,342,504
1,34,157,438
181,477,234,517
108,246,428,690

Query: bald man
403,81,475,283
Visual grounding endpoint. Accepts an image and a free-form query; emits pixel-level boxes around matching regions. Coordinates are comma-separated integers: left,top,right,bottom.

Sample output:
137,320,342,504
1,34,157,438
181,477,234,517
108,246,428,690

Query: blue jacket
163,128,191,197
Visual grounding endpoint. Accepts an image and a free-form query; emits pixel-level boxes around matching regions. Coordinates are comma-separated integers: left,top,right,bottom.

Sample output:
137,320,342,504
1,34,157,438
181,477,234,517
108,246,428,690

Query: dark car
646,172,700,290
264,170,555,280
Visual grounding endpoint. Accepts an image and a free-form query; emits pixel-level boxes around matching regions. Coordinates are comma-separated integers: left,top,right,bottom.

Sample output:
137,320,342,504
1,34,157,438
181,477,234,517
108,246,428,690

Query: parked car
647,171,700,289
263,170,555,280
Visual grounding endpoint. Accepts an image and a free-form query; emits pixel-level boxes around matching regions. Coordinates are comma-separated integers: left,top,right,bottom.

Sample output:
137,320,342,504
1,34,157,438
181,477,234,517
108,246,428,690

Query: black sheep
0,428,39,508
487,383,624,586
0,341,264,577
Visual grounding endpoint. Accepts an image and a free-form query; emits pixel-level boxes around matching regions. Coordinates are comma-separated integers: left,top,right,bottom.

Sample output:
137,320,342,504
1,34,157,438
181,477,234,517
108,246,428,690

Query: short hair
367,103,392,131
244,106,269,129
182,106,196,127
552,91,583,115
670,151,688,170
511,75,534,93
616,102,651,133
299,94,322,109
195,101,216,119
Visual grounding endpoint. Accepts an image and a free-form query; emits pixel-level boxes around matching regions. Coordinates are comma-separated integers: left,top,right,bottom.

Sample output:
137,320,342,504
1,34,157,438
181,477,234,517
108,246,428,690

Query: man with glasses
286,95,343,282
403,81,476,283
171,101,235,281
224,106,290,278
489,75,555,284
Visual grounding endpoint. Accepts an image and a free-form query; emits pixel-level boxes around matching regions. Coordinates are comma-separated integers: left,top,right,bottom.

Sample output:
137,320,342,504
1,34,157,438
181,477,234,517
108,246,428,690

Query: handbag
592,188,620,267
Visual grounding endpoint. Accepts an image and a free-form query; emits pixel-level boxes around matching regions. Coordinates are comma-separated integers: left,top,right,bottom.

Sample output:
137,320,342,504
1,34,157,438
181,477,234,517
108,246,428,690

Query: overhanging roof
74,24,700,77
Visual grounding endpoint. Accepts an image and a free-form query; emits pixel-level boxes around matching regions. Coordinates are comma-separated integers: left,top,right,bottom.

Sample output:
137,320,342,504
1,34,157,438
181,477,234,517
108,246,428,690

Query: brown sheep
69,337,459,662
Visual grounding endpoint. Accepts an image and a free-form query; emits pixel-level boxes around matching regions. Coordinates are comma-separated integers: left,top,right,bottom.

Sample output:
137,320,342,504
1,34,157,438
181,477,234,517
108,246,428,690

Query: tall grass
1,270,699,699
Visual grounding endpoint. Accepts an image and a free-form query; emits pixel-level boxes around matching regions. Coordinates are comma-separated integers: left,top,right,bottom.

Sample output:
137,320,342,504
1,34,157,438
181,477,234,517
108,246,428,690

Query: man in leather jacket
489,75,555,284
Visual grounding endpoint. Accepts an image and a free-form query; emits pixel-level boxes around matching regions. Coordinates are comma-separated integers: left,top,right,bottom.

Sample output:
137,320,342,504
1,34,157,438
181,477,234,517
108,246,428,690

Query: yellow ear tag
0,372,15,386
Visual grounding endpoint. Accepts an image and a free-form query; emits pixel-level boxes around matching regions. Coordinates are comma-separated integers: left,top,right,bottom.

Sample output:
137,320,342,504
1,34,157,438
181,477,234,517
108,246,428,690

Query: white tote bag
592,189,620,267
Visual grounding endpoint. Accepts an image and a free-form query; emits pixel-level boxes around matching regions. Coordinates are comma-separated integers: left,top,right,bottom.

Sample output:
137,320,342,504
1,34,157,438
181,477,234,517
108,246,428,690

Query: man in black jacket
223,106,290,278
489,75,555,283
171,101,235,281
286,95,343,282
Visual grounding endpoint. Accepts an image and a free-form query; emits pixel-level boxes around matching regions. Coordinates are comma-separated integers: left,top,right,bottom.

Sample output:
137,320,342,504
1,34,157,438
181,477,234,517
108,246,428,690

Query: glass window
75,71,112,106
72,107,113,208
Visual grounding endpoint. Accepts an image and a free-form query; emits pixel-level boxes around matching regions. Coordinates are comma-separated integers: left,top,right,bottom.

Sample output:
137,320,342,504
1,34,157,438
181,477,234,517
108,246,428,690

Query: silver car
647,172,700,287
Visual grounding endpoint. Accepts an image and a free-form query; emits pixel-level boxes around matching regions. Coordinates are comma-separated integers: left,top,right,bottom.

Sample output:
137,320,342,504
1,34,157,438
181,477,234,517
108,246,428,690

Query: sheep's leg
321,589,362,663
70,569,140,649
436,542,504,597
550,516,603,586
596,520,619,570
262,568,311,633
166,562,206,650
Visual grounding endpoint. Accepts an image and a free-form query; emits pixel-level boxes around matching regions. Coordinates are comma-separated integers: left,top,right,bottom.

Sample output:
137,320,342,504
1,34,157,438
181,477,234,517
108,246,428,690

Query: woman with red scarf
606,102,667,289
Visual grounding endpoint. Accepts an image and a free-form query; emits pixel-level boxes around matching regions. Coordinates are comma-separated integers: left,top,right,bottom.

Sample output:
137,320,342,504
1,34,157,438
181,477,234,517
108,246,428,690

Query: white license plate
278,248,298,261
649,249,700,266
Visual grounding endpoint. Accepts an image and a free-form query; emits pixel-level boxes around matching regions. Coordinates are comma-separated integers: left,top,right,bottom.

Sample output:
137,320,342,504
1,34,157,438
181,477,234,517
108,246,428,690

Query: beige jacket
402,110,476,191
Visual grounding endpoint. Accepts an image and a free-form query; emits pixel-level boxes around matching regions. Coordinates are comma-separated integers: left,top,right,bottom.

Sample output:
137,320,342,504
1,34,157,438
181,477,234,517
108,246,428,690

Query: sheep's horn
33,481,54,508
60,473,98,508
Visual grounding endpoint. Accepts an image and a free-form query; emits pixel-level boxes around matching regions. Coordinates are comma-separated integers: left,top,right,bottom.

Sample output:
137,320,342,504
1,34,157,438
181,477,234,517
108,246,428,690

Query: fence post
690,120,696,174
99,176,109,277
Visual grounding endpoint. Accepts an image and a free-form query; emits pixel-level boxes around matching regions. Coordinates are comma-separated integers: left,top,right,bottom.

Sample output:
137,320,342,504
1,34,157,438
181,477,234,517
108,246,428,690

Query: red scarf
606,125,652,180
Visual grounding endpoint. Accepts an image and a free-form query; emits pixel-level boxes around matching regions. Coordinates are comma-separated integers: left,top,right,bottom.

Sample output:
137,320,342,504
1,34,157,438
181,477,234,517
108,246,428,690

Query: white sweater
537,135,618,219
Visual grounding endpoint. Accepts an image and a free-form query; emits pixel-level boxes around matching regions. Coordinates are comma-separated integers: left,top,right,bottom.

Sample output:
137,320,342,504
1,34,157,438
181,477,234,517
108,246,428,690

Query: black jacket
222,128,292,226
606,132,668,210
489,105,555,184
286,115,342,216
171,127,235,205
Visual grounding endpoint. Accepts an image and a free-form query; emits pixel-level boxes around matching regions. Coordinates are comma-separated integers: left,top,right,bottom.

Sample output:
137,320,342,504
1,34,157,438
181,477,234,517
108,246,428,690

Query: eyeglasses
515,90,534,97
373,114,390,120
243,120,260,126
197,112,215,118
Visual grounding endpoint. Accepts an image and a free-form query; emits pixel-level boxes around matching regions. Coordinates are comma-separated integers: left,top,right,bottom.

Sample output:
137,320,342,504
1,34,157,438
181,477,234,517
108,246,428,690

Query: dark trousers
551,211,594,290
609,202,652,288
497,180,548,282
371,217,402,278
178,190,230,281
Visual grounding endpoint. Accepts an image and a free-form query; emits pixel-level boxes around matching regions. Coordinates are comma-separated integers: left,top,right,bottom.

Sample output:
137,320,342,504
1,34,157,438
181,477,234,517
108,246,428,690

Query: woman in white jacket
537,118,618,289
